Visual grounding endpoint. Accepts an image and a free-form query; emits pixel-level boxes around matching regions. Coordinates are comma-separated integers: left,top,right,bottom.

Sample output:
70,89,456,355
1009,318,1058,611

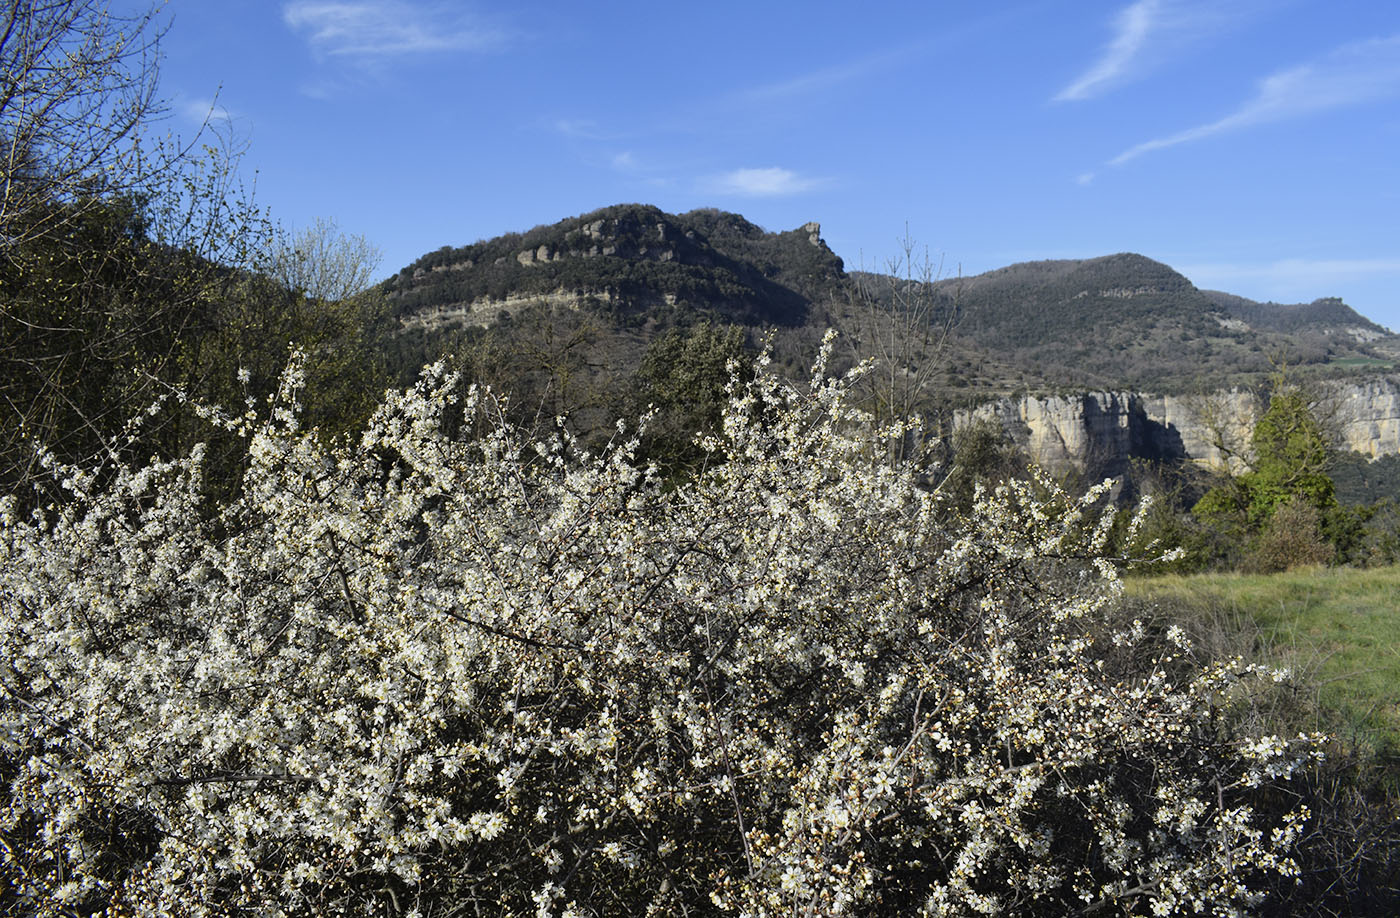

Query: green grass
1327,356,1394,369
1126,565,1400,745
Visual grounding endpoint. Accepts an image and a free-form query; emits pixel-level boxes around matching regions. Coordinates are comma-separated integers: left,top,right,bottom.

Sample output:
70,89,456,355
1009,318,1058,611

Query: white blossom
0,350,1319,916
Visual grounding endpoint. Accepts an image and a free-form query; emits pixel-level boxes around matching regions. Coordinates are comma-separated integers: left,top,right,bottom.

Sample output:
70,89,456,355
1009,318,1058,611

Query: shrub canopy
0,341,1319,916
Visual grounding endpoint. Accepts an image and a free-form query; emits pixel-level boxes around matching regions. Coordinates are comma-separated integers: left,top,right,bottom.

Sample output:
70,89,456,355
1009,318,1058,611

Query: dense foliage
634,321,752,470
0,195,208,486
0,345,1322,916
0,188,392,502
1184,381,1356,571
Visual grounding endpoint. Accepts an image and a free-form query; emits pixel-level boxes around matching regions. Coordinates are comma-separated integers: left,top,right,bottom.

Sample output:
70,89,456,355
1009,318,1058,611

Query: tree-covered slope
383,203,846,327
1205,289,1391,336
920,253,1396,390
381,208,1399,400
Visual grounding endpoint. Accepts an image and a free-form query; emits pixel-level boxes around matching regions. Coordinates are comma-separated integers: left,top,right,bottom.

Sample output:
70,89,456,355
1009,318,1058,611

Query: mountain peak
382,205,1395,394
385,205,845,328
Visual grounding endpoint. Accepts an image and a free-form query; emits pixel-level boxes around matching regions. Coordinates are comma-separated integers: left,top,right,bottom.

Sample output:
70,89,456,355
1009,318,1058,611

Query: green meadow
1127,565,1400,748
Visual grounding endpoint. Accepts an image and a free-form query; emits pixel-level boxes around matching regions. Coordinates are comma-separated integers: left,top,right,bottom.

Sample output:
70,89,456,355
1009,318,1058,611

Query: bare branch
0,1,169,249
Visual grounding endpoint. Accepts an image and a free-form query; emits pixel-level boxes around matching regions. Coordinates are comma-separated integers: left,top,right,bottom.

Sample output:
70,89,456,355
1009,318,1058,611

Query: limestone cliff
955,378,1400,475
1330,379,1400,459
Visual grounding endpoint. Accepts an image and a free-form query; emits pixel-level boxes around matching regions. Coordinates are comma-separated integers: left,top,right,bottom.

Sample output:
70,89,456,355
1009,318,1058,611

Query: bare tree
269,217,383,304
0,2,271,493
1183,388,1259,473
845,228,960,462
0,0,168,249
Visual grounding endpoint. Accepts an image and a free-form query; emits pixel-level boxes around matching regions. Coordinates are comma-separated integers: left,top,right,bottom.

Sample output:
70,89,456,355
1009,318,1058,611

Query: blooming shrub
1,340,1320,917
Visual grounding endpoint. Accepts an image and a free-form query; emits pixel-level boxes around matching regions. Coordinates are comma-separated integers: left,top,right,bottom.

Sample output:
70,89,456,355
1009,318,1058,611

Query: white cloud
1182,256,1400,288
611,151,638,171
705,167,826,197
1111,33,1400,164
283,1,505,60
1056,0,1162,102
1055,0,1263,102
1076,171,1097,186
553,119,606,140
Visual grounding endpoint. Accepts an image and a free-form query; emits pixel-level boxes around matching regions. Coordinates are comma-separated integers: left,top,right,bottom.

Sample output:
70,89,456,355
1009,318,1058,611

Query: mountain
1203,290,1390,337
384,203,846,330
906,253,1394,391
381,205,1398,401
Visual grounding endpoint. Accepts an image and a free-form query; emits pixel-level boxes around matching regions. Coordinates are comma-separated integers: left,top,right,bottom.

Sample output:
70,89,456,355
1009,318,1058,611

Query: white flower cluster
0,341,1319,916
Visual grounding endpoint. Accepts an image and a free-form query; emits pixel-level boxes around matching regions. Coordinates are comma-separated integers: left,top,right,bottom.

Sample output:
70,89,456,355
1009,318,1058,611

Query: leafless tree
1183,388,1258,472
845,227,961,462
0,1,170,249
269,217,383,304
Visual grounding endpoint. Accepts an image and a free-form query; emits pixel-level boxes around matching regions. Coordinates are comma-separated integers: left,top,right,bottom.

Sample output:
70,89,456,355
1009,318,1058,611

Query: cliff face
1330,379,1400,459
956,379,1400,476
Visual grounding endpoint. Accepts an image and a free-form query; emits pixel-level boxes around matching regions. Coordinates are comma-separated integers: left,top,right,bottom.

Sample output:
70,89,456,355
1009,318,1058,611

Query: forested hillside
383,210,1398,405
913,253,1393,390
385,203,845,326
1206,289,1390,335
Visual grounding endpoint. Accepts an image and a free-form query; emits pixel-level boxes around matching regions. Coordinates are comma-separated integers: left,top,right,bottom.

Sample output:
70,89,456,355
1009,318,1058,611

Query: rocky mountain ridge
383,204,1400,468
385,204,845,329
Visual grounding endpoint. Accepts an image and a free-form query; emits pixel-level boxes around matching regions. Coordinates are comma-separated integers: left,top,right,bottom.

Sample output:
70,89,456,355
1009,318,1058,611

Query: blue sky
148,1,1400,327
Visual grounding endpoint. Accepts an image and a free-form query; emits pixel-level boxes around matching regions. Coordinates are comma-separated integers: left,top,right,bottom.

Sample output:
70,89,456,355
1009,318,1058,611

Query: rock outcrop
956,378,1400,475
387,204,846,330
1331,379,1400,458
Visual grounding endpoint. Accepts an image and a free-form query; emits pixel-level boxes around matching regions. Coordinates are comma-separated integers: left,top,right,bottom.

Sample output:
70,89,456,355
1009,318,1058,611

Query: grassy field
1327,356,1394,370
1125,565,1400,746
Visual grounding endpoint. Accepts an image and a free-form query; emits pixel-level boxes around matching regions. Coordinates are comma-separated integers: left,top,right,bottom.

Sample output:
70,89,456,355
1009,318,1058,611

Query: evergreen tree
1192,378,1339,568
1245,387,1336,519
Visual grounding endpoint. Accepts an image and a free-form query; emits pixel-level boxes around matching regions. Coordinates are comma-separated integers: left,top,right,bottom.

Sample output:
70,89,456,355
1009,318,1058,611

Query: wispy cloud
1111,33,1400,164
735,55,896,106
173,94,254,147
552,118,608,140
1182,256,1400,288
1056,0,1163,102
283,1,506,61
1055,0,1262,102
726,12,1021,113
180,96,234,127
705,167,827,197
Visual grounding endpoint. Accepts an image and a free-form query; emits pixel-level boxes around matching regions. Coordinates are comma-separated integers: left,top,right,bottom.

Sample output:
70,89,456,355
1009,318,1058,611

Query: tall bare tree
0,1,269,493
269,217,382,304
846,228,960,462
0,0,167,249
